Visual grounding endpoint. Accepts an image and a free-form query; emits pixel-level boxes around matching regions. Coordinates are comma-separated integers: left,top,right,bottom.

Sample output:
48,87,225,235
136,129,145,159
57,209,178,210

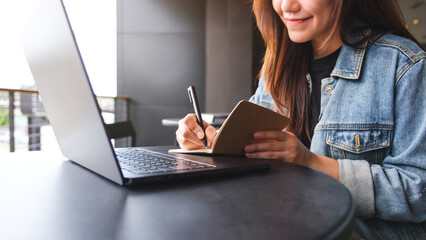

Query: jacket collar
330,29,371,80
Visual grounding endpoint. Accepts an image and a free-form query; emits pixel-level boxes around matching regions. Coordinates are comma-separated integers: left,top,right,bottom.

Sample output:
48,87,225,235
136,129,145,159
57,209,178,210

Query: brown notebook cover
169,100,291,155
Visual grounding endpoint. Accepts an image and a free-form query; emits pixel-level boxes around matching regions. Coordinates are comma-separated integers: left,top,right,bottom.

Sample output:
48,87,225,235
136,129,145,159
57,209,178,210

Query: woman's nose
281,0,300,13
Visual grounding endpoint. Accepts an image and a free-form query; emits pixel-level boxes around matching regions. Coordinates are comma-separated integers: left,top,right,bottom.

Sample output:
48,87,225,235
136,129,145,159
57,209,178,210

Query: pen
187,86,208,148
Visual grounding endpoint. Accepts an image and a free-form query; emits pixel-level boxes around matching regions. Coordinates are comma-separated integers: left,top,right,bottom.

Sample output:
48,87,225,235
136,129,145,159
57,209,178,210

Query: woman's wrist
304,152,340,181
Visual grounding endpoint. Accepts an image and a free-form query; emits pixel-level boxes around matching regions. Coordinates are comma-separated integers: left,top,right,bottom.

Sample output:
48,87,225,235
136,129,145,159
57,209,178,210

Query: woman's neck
312,31,343,59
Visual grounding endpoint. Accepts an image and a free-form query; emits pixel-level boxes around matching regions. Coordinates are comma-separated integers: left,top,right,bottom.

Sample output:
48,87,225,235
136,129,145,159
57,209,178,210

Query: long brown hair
253,0,423,142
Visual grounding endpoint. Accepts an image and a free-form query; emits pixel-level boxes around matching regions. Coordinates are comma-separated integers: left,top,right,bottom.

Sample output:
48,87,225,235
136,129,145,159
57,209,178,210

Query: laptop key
158,168,177,172
127,166,142,171
141,167,158,171
130,169,150,174
147,169,165,173
151,163,164,167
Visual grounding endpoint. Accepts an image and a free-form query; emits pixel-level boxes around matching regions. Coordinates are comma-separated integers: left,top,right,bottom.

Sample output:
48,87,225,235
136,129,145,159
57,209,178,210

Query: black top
307,47,341,147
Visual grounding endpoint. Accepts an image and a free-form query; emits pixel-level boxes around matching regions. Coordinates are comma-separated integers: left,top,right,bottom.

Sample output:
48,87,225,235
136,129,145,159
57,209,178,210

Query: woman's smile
284,16,312,26
273,0,342,58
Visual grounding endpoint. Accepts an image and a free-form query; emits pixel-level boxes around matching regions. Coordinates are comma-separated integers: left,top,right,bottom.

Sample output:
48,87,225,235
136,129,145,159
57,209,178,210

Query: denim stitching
332,38,368,79
316,124,393,130
396,61,411,82
326,128,391,152
373,39,426,86
374,40,423,62
354,43,367,78
327,138,389,153
326,131,334,159
396,59,424,86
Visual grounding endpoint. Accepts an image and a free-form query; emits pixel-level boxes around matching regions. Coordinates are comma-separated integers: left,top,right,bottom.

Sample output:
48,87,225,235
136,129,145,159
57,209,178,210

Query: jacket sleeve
339,58,426,221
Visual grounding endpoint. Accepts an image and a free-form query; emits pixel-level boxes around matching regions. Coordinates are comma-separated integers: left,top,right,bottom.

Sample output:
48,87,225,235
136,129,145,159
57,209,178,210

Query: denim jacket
249,30,426,239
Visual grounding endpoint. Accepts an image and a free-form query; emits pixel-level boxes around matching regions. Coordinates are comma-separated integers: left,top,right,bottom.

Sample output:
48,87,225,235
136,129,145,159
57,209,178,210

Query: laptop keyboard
115,148,215,175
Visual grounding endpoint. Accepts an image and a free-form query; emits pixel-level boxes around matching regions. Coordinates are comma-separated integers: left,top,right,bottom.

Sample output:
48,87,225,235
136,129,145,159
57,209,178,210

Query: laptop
20,0,271,186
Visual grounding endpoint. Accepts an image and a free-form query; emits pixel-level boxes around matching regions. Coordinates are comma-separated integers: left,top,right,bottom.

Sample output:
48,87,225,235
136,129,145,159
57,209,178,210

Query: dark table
0,147,354,240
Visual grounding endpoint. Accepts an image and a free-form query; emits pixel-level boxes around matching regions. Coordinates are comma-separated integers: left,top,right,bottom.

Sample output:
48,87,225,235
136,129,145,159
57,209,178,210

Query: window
0,0,117,96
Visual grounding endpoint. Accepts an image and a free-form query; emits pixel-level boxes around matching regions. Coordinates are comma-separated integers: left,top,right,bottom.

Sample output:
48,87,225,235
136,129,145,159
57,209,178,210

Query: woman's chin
287,33,311,44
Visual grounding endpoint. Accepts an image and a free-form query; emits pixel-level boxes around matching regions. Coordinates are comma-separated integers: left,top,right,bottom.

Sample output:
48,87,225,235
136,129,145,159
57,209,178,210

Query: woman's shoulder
249,76,276,111
369,33,425,62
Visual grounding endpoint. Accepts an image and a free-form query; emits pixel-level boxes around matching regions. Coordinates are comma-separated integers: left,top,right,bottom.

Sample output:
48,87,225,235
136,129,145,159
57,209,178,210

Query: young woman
176,0,425,238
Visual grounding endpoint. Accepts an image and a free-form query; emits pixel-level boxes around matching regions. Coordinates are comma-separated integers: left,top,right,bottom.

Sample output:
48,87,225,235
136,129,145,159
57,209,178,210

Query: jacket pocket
325,125,392,163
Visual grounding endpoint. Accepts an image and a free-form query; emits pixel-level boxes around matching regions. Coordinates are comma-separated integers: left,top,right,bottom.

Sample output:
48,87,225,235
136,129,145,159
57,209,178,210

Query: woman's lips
284,17,312,26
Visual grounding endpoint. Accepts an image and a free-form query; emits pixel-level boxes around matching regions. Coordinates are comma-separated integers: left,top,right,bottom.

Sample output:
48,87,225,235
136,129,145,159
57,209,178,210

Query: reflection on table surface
0,150,354,240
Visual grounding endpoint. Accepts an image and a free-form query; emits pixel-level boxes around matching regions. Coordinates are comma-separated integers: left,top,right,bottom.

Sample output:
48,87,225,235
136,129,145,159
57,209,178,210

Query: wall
205,0,261,113
117,0,206,146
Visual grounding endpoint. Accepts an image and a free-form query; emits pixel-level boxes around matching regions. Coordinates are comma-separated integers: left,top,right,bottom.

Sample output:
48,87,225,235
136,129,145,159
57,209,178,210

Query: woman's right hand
176,114,217,150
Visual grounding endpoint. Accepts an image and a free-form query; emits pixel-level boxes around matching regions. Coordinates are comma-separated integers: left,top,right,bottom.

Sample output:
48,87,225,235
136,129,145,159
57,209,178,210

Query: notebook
20,0,271,186
169,100,291,155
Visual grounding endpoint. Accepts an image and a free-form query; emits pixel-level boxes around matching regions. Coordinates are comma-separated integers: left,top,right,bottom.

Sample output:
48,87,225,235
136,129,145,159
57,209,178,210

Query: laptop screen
20,0,123,184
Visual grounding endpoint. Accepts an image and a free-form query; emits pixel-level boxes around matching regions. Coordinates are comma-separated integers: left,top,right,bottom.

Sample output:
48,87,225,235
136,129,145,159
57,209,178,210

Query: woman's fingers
245,131,291,152
245,130,301,163
176,114,216,150
205,125,217,148
176,114,204,149
253,130,290,141
245,140,283,153
180,114,205,137
176,125,203,148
